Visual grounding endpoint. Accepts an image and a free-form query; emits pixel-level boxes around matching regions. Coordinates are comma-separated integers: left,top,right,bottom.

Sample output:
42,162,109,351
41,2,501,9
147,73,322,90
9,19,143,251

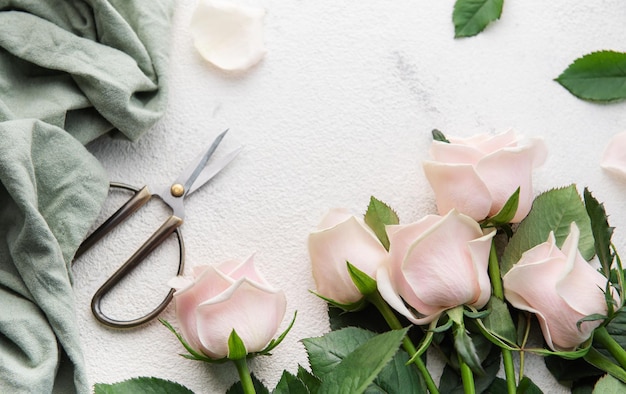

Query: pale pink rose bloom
308,208,388,305
377,209,495,325
503,223,615,351
169,256,286,359
423,129,547,223
601,131,626,176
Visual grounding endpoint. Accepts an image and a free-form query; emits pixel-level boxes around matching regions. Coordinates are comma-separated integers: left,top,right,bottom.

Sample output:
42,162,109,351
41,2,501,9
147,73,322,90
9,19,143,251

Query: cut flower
423,129,547,223
169,256,286,359
190,0,267,72
377,209,495,325
503,223,616,351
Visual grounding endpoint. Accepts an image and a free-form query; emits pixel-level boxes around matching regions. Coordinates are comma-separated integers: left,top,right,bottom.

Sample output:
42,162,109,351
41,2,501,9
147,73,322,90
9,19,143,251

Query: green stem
368,291,440,394
233,358,255,394
519,313,531,380
488,241,517,394
594,326,626,370
458,354,476,394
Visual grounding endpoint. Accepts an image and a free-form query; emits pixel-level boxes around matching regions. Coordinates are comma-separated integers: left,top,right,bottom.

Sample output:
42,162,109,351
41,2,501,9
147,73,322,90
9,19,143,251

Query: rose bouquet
96,129,626,393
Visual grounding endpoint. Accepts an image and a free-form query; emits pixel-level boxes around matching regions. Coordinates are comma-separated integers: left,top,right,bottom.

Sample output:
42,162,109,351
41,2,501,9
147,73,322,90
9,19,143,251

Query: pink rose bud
423,129,547,223
503,223,616,351
169,256,287,359
308,208,388,305
377,209,495,325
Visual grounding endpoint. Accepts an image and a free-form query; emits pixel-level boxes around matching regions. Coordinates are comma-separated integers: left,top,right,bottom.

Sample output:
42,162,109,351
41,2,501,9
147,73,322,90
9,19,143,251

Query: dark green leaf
297,366,321,394
577,314,608,330
303,327,377,378
555,51,626,102
584,188,614,277
481,297,518,345
228,329,247,360
328,304,389,333
94,377,194,394
438,345,501,393
226,374,270,394
432,129,450,143
370,349,427,394
593,374,626,393
364,196,399,250
347,262,377,296
484,188,520,227
273,370,310,394
453,0,504,38
316,328,408,394
501,185,595,273
545,355,603,385
584,348,626,384
517,376,543,394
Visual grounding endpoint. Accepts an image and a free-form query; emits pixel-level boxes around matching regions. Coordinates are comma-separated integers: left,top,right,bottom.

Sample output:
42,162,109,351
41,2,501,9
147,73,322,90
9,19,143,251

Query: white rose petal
190,0,266,72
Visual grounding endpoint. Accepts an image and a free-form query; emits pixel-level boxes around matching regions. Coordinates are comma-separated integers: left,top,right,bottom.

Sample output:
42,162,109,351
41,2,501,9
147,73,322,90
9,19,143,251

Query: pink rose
423,129,547,223
377,209,495,325
308,208,388,305
503,223,615,351
169,256,287,359
601,131,626,177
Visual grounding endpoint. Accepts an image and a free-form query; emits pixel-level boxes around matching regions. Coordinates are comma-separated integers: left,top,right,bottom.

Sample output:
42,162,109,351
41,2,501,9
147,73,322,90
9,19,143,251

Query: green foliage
94,377,194,394
228,329,248,360
302,327,424,394
452,0,504,38
432,129,450,143
480,297,517,346
592,374,626,393
226,374,270,394
501,185,594,273
483,187,520,228
364,196,399,250
517,376,544,394
273,370,311,394
584,188,615,278
555,51,626,102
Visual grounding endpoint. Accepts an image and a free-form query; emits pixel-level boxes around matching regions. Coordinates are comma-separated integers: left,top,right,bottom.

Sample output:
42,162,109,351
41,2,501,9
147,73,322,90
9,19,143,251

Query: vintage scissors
73,130,240,329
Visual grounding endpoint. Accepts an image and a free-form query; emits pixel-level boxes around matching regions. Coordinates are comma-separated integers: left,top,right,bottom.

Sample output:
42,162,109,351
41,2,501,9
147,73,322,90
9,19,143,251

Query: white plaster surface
73,1,626,392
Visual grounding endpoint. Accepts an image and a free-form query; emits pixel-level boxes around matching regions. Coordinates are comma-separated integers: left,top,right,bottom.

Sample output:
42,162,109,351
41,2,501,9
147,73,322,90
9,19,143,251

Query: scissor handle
74,183,152,260
91,214,185,328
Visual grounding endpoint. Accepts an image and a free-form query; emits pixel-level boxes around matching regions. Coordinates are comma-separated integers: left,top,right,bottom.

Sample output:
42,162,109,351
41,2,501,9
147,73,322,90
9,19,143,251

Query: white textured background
73,1,626,393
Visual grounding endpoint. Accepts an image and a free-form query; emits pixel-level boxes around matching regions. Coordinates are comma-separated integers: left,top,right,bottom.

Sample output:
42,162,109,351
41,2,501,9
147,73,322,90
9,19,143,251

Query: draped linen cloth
0,1,175,392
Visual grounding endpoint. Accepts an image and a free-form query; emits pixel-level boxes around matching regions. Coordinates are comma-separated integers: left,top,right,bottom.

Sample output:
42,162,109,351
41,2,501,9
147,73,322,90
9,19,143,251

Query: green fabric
0,1,175,393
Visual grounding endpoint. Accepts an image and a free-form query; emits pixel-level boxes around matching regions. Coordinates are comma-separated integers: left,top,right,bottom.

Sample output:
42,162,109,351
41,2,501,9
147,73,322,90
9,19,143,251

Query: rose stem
458,354,476,394
368,291,440,394
594,326,626,370
488,241,517,394
233,358,256,394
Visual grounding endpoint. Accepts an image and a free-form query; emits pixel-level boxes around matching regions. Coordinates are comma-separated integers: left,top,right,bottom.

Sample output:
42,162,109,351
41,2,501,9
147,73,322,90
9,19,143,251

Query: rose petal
400,211,486,314
429,141,485,165
317,208,354,230
601,131,626,176
475,137,547,222
449,129,518,155
422,161,492,221
173,266,234,350
467,229,497,308
227,255,272,287
308,216,387,304
195,278,286,358
190,0,266,72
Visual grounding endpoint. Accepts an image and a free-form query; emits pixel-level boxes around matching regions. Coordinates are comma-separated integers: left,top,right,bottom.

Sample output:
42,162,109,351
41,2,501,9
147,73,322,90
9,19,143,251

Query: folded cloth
0,1,175,393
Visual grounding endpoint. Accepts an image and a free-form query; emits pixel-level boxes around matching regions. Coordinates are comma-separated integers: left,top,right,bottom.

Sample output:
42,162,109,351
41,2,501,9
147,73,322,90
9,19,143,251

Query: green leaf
439,345,501,393
159,319,218,363
432,129,450,143
364,196,399,250
593,374,626,393
453,324,485,375
316,328,408,394
311,290,366,312
517,376,543,394
303,327,378,378
347,262,377,296
555,51,626,102
297,366,321,394
453,0,504,38
584,348,626,384
94,377,194,394
370,349,427,394
484,187,520,227
273,370,310,394
226,374,270,394
545,355,603,385
481,297,518,345
228,329,248,360
584,188,615,277
501,185,595,273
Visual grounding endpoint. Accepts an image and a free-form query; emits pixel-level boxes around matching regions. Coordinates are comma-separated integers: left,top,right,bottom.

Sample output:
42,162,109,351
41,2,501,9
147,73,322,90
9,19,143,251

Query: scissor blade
174,129,229,197
186,146,243,195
